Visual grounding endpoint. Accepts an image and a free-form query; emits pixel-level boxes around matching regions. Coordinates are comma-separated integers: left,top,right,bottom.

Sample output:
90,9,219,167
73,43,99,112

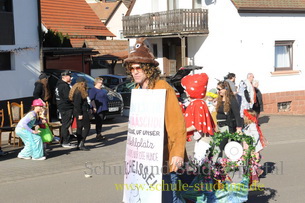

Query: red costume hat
181,73,209,99
182,73,215,141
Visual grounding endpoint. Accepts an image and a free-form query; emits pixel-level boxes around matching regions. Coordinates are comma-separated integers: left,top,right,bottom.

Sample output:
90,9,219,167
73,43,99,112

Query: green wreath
210,131,256,179
188,131,256,180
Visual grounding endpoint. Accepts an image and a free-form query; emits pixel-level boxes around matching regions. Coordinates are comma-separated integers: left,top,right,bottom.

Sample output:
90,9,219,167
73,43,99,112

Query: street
0,114,305,203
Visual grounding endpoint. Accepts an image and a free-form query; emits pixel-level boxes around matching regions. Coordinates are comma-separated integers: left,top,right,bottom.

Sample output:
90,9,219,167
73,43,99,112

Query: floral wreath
187,131,257,182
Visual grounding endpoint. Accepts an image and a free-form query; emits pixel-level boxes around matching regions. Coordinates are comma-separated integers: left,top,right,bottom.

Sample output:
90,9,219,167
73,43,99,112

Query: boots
78,140,89,151
96,133,106,141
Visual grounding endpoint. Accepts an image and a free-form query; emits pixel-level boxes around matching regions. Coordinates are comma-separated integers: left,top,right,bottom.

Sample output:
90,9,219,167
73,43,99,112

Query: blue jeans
162,172,185,203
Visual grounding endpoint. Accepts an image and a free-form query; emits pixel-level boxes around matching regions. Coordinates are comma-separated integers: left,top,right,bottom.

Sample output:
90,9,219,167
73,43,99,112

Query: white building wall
0,0,41,101
131,0,153,15
107,3,128,39
188,0,305,94
178,0,192,9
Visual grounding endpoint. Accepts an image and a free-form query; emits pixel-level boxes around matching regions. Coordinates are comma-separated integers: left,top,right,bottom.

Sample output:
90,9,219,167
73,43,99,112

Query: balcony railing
123,9,208,38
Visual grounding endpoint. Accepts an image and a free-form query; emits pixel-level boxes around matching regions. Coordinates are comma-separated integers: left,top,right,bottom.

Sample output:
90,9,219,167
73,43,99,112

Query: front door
162,38,183,76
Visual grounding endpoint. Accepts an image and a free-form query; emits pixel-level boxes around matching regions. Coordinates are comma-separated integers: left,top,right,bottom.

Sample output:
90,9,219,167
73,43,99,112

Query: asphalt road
0,114,304,203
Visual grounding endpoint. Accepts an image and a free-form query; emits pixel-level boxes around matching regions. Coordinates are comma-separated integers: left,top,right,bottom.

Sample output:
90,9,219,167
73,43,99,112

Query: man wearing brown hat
124,38,187,202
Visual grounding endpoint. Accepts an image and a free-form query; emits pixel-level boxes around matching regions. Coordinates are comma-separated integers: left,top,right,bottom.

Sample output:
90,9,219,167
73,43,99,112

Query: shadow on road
247,161,277,202
260,162,276,178
259,116,270,125
248,187,277,203
86,129,127,148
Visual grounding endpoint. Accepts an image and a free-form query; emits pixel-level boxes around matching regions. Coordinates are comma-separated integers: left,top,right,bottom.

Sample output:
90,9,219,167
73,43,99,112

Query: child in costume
243,109,267,182
205,88,218,113
205,88,218,130
16,99,47,160
181,73,215,165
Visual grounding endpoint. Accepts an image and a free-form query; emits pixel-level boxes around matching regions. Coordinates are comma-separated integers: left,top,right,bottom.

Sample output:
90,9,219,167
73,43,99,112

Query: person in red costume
181,73,216,165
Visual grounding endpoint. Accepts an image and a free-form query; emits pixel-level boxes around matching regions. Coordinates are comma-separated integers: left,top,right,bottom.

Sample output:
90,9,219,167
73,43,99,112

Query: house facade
86,0,129,76
41,0,115,75
0,0,41,111
87,0,128,40
123,0,305,115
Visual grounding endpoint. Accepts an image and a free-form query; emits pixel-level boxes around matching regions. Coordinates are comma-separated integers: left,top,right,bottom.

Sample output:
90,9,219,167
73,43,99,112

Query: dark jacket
253,87,264,114
216,95,243,133
33,81,50,102
72,90,90,117
88,87,108,114
55,79,73,111
33,82,44,100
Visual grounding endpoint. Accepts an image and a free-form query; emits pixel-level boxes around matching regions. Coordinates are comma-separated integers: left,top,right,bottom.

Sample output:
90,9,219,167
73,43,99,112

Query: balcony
123,9,208,38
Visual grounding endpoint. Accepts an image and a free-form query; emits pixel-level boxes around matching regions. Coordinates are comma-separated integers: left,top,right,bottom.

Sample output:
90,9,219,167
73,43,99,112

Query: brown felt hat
124,38,159,67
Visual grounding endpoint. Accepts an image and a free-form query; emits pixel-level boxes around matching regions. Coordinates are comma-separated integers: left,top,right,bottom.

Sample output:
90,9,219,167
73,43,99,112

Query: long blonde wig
69,82,88,101
39,78,51,101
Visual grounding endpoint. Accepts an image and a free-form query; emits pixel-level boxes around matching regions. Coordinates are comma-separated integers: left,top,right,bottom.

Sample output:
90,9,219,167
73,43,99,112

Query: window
274,41,294,71
0,0,12,12
193,0,202,9
0,0,14,45
0,52,11,71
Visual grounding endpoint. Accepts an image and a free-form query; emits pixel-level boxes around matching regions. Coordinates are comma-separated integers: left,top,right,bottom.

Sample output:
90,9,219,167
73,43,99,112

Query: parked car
113,79,135,107
168,65,203,102
113,65,203,108
99,74,128,89
44,69,124,121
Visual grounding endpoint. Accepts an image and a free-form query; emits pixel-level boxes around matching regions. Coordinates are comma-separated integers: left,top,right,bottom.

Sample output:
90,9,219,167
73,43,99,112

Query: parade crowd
10,37,266,202
15,71,110,160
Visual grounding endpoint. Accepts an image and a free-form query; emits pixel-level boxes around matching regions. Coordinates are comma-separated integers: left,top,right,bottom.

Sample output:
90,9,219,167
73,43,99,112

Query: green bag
39,123,54,143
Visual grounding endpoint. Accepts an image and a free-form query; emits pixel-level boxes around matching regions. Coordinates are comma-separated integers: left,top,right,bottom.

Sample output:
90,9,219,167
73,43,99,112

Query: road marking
268,138,305,145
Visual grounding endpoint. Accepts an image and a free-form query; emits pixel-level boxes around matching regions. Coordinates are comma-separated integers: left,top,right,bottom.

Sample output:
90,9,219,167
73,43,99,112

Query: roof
122,0,133,8
87,1,121,24
125,0,135,16
84,39,129,59
43,47,98,56
41,0,115,48
231,0,305,12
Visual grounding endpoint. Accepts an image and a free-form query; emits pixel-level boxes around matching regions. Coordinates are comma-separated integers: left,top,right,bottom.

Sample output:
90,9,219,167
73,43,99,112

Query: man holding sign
124,38,187,203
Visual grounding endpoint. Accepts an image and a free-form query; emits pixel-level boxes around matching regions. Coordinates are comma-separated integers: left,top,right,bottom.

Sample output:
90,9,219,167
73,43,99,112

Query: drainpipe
82,51,85,73
178,34,186,67
37,0,43,71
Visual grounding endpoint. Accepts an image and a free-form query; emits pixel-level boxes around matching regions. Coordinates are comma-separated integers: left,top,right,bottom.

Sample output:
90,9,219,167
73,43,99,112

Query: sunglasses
217,88,222,91
129,66,143,73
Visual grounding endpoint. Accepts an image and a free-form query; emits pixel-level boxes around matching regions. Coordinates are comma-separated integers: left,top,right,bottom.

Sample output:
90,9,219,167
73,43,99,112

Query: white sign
123,89,166,203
